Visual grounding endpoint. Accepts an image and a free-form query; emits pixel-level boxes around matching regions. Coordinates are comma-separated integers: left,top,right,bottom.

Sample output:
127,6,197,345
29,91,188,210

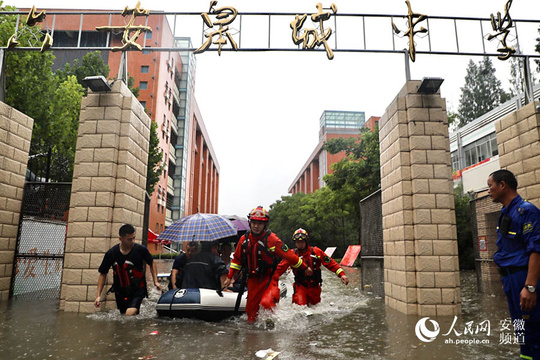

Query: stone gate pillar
60,81,150,313
495,101,540,207
379,80,461,316
0,102,33,300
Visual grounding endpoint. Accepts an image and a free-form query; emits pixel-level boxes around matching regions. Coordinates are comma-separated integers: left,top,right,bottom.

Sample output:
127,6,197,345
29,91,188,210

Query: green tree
146,121,164,195
323,126,381,241
269,187,357,257
457,57,509,128
56,51,110,86
454,183,474,270
127,75,140,98
47,75,84,181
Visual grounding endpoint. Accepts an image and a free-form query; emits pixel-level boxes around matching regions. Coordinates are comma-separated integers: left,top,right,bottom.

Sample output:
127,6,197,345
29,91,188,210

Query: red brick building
35,8,220,251
289,111,366,195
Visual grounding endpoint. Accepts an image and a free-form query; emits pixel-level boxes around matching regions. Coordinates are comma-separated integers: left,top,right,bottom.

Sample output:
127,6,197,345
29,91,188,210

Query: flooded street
0,265,518,359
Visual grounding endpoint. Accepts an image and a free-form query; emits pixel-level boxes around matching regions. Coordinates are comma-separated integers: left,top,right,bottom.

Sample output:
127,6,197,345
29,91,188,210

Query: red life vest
241,231,279,277
112,260,145,290
294,247,322,286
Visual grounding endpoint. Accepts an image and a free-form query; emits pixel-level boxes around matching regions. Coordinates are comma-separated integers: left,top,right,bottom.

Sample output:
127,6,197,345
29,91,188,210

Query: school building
288,111,379,195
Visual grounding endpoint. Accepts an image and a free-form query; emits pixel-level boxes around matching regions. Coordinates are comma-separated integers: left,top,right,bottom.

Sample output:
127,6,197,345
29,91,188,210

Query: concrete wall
60,81,150,313
0,102,33,300
379,80,461,316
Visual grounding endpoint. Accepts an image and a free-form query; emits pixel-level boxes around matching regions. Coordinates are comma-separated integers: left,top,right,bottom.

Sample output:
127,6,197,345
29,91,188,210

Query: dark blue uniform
494,195,540,359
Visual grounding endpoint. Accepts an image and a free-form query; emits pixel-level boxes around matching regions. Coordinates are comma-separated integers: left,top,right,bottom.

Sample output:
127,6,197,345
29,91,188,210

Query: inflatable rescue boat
156,283,287,321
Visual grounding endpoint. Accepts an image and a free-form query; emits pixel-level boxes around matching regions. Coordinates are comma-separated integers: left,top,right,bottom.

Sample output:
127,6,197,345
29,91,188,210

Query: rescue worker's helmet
248,206,269,222
292,228,309,242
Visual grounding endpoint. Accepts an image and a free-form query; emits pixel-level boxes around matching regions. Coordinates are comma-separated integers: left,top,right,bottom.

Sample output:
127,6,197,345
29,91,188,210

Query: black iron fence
11,182,71,299
359,189,384,297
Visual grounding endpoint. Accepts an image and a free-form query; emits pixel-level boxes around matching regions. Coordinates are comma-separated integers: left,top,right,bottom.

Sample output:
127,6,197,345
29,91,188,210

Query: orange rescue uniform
228,230,307,322
275,245,345,306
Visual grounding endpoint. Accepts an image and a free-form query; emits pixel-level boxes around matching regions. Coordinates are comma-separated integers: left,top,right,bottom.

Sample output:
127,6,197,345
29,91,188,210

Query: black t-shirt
98,243,153,274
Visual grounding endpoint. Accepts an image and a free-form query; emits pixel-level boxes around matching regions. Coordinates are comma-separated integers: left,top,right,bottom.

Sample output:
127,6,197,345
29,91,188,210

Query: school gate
1,2,540,314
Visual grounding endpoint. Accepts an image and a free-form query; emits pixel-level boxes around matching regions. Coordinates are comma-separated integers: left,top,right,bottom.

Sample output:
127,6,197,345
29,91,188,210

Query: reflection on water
0,267,518,359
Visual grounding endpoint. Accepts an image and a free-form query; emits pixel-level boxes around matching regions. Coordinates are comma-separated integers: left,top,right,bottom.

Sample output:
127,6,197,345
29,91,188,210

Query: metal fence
359,189,384,297
11,182,71,299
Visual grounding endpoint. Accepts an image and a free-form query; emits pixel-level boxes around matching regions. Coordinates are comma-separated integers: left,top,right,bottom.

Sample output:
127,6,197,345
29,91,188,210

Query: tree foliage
457,57,509,128
269,187,357,257
56,51,110,88
454,183,474,270
323,127,381,239
146,121,164,195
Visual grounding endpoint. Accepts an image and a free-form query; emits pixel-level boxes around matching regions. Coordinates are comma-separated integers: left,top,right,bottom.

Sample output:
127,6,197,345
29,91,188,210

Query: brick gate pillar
0,102,33,300
379,80,461,316
60,81,150,313
495,101,540,207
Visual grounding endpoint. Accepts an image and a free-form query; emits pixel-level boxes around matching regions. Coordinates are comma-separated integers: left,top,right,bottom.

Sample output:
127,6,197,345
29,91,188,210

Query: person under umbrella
179,241,228,291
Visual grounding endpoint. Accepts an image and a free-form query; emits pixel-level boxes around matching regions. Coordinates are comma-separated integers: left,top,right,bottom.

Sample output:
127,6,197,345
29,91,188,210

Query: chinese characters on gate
7,6,52,52
487,0,516,60
96,1,152,51
290,3,338,60
195,1,238,55
392,0,427,62
5,1,521,62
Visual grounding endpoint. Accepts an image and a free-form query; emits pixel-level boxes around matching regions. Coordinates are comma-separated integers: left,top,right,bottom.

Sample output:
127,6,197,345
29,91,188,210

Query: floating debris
255,348,280,359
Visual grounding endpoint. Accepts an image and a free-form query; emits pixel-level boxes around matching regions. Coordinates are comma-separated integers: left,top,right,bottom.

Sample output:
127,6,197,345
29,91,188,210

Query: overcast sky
11,0,540,217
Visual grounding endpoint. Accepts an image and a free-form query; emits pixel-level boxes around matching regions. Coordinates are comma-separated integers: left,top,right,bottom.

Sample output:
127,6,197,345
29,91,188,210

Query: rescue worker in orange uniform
275,228,349,306
223,206,313,322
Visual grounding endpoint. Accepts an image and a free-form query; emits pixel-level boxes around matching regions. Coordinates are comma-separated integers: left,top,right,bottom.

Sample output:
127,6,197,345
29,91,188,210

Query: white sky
11,0,540,217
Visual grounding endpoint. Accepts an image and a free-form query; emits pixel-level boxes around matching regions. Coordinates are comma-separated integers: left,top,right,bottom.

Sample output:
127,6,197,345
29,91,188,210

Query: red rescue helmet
248,206,269,222
292,228,309,242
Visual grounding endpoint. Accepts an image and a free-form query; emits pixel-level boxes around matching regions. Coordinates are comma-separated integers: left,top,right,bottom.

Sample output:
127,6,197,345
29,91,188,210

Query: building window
146,31,152,39
156,223,159,233
140,101,146,108
141,65,149,73
140,81,148,90
143,49,151,54
462,133,498,168
451,151,459,171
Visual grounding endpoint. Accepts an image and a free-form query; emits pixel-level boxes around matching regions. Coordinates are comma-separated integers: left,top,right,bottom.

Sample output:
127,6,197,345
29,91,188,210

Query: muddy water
0,264,518,360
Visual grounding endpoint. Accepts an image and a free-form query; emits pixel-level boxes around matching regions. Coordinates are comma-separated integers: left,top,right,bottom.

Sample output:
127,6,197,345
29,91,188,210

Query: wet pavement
0,263,519,360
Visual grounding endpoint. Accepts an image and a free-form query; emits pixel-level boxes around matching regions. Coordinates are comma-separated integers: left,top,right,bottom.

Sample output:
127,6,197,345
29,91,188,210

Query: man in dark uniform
94,224,162,316
488,169,540,359
180,241,228,290
169,241,197,290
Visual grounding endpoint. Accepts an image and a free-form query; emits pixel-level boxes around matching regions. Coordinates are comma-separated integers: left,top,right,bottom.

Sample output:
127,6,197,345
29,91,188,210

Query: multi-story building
37,9,220,250
289,110,366,195
450,84,540,193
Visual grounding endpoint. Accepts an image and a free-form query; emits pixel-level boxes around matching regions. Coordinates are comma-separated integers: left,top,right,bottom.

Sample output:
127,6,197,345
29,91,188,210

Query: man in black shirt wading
94,224,162,315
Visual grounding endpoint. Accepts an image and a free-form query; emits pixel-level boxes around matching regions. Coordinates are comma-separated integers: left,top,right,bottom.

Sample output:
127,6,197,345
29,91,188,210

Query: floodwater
0,264,519,360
